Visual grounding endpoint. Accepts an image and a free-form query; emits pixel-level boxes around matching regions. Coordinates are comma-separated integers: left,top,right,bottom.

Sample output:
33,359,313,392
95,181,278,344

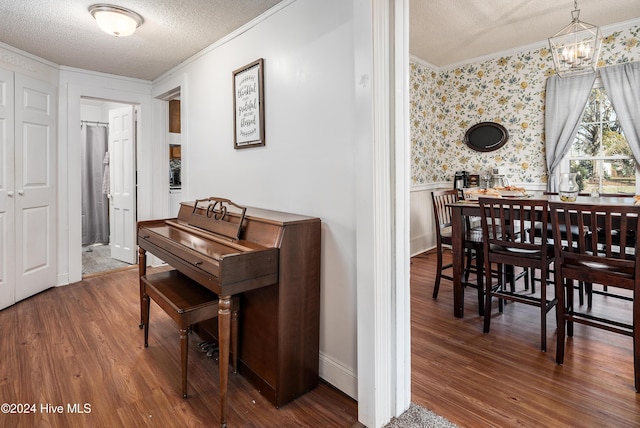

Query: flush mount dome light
89,4,143,37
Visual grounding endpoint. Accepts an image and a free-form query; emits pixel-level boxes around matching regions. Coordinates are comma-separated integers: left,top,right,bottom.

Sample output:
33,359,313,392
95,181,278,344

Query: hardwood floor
4,254,640,427
411,250,640,428
0,267,357,428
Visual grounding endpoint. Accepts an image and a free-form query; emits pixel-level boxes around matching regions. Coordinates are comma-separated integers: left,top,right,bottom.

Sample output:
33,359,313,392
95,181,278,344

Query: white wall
154,0,361,397
410,185,439,255
81,100,130,123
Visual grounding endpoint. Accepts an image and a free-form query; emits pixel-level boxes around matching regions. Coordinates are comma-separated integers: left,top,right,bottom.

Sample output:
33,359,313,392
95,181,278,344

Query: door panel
22,122,49,186
14,74,56,302
22,205,50,272
0,68,15,309
109,105,137,264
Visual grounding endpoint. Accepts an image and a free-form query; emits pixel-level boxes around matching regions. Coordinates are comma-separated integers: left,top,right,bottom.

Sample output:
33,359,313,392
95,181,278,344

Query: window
566,84,637,194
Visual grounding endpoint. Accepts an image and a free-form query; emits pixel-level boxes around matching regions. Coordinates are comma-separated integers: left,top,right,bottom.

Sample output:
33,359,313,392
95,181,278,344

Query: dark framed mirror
464,122,509,152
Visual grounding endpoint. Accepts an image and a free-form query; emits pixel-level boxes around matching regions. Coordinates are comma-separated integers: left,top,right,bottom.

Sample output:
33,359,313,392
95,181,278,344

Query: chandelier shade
548,1,601,78
89,4,143,37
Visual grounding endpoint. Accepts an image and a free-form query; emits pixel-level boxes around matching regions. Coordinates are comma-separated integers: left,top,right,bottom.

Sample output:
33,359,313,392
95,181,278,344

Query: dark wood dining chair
538,191,590,304
478,197,556,351
431,189,485,315
549,201,640,392
583,193,635,307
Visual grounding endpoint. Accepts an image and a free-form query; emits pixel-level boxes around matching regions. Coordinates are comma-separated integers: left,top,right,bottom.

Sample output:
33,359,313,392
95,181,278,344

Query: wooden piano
137,198,321,426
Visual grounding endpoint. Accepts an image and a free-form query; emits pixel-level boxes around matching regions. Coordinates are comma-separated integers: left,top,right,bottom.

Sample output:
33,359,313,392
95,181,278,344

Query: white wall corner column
356,0,411,426
393,0,412,418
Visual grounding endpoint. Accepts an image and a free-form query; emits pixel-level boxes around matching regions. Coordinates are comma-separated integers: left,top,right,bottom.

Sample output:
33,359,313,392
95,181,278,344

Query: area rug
384,402,459,428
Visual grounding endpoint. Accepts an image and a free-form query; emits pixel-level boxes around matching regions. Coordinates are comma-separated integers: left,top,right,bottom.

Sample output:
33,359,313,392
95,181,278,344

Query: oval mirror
464,122,509,152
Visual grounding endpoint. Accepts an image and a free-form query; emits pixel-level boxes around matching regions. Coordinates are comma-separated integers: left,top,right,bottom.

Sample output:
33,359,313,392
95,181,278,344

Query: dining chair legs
634,295,640,392
539,270,548,352
463,248,473,283
474,249,485,316
486,264,552,352
433,249,445,299
555,284,566,365
433,248,485,316
556,277,640,392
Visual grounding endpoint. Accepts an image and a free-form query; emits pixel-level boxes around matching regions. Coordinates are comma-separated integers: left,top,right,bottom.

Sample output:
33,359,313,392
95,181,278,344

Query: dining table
447,192,636,318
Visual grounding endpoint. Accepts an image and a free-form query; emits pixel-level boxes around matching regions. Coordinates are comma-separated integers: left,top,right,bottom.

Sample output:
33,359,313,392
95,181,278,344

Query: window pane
570,158,635,194
603,159,636,194
570,159,596,192
599,89,614,121
585,90,600,121
568,85,636,194
573,124,600,156
603,122,628,156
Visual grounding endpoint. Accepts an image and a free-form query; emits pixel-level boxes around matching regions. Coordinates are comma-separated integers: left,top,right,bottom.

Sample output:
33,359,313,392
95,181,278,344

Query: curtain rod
80,120,108,128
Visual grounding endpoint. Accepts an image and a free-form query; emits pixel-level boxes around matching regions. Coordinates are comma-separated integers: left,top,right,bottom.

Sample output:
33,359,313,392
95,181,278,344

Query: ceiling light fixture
548,0,601,78
89,4,143,37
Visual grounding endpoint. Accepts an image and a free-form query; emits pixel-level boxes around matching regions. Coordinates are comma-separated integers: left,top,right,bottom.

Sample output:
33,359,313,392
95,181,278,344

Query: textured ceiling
0,0,284,80
0,1,639,81
411,0,640,67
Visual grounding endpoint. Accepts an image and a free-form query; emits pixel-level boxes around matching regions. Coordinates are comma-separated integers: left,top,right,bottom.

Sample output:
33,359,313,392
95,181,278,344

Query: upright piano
137,198,321,425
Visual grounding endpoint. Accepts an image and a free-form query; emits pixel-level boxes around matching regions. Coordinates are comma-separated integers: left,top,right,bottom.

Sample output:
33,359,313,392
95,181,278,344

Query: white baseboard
319,351,358,400
56,273,69,286
411,233,432,256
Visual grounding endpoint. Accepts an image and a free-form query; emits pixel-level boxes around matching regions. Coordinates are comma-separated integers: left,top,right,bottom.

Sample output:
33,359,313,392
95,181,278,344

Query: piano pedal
199,340,219,357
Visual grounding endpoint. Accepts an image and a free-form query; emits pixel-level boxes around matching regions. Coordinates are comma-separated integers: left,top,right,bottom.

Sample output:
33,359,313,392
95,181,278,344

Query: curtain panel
600,62,640,166
544,73,596,191
81,125,109,245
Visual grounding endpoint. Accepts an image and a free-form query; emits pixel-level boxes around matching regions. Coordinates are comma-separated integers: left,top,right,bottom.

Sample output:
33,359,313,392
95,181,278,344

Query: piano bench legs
141,270,239,399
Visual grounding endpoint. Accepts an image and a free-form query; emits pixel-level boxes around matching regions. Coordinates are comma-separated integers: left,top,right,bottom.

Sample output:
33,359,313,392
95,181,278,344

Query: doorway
80,98,137,276
157,87,183,218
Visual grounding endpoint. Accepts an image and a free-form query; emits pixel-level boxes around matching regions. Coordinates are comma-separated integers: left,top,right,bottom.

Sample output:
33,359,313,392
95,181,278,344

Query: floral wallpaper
411,22,640,186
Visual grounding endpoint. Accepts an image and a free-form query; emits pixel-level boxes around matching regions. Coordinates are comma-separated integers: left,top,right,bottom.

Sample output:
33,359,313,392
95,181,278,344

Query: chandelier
548,0,601,78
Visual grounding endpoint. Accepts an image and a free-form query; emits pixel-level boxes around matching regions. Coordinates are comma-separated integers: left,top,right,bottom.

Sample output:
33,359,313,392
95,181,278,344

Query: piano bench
141,270,239,399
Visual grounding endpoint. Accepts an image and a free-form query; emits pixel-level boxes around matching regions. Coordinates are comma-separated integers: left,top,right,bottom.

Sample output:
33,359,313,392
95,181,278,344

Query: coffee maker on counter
454,171,469,189
454,171,469,198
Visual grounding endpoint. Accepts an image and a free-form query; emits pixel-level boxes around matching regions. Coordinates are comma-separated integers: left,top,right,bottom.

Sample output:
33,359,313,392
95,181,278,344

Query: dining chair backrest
479,197,550,256
548,201,640,290
430,189,486,313
431,189,458,238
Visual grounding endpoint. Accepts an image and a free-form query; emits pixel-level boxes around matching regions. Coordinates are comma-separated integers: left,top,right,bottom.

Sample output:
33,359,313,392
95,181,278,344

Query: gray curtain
81,125,109,245
544,73,596,191
600,62,640,165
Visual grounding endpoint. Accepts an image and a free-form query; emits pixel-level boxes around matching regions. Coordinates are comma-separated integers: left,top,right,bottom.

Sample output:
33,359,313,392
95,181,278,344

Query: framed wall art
233,58,265,149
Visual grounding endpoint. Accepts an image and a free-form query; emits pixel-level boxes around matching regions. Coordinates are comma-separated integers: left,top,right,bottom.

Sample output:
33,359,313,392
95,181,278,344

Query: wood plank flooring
411,250,640,428
0,267,357,428
3,253,640,427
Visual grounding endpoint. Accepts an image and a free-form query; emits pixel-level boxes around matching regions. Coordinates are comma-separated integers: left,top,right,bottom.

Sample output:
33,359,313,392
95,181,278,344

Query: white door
109,105,137,264
14,74,57,302
0,69,15,310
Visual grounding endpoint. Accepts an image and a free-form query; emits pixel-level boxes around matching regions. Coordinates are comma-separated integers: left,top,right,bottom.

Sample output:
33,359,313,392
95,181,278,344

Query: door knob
18,190,24,195
7,191,13,197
